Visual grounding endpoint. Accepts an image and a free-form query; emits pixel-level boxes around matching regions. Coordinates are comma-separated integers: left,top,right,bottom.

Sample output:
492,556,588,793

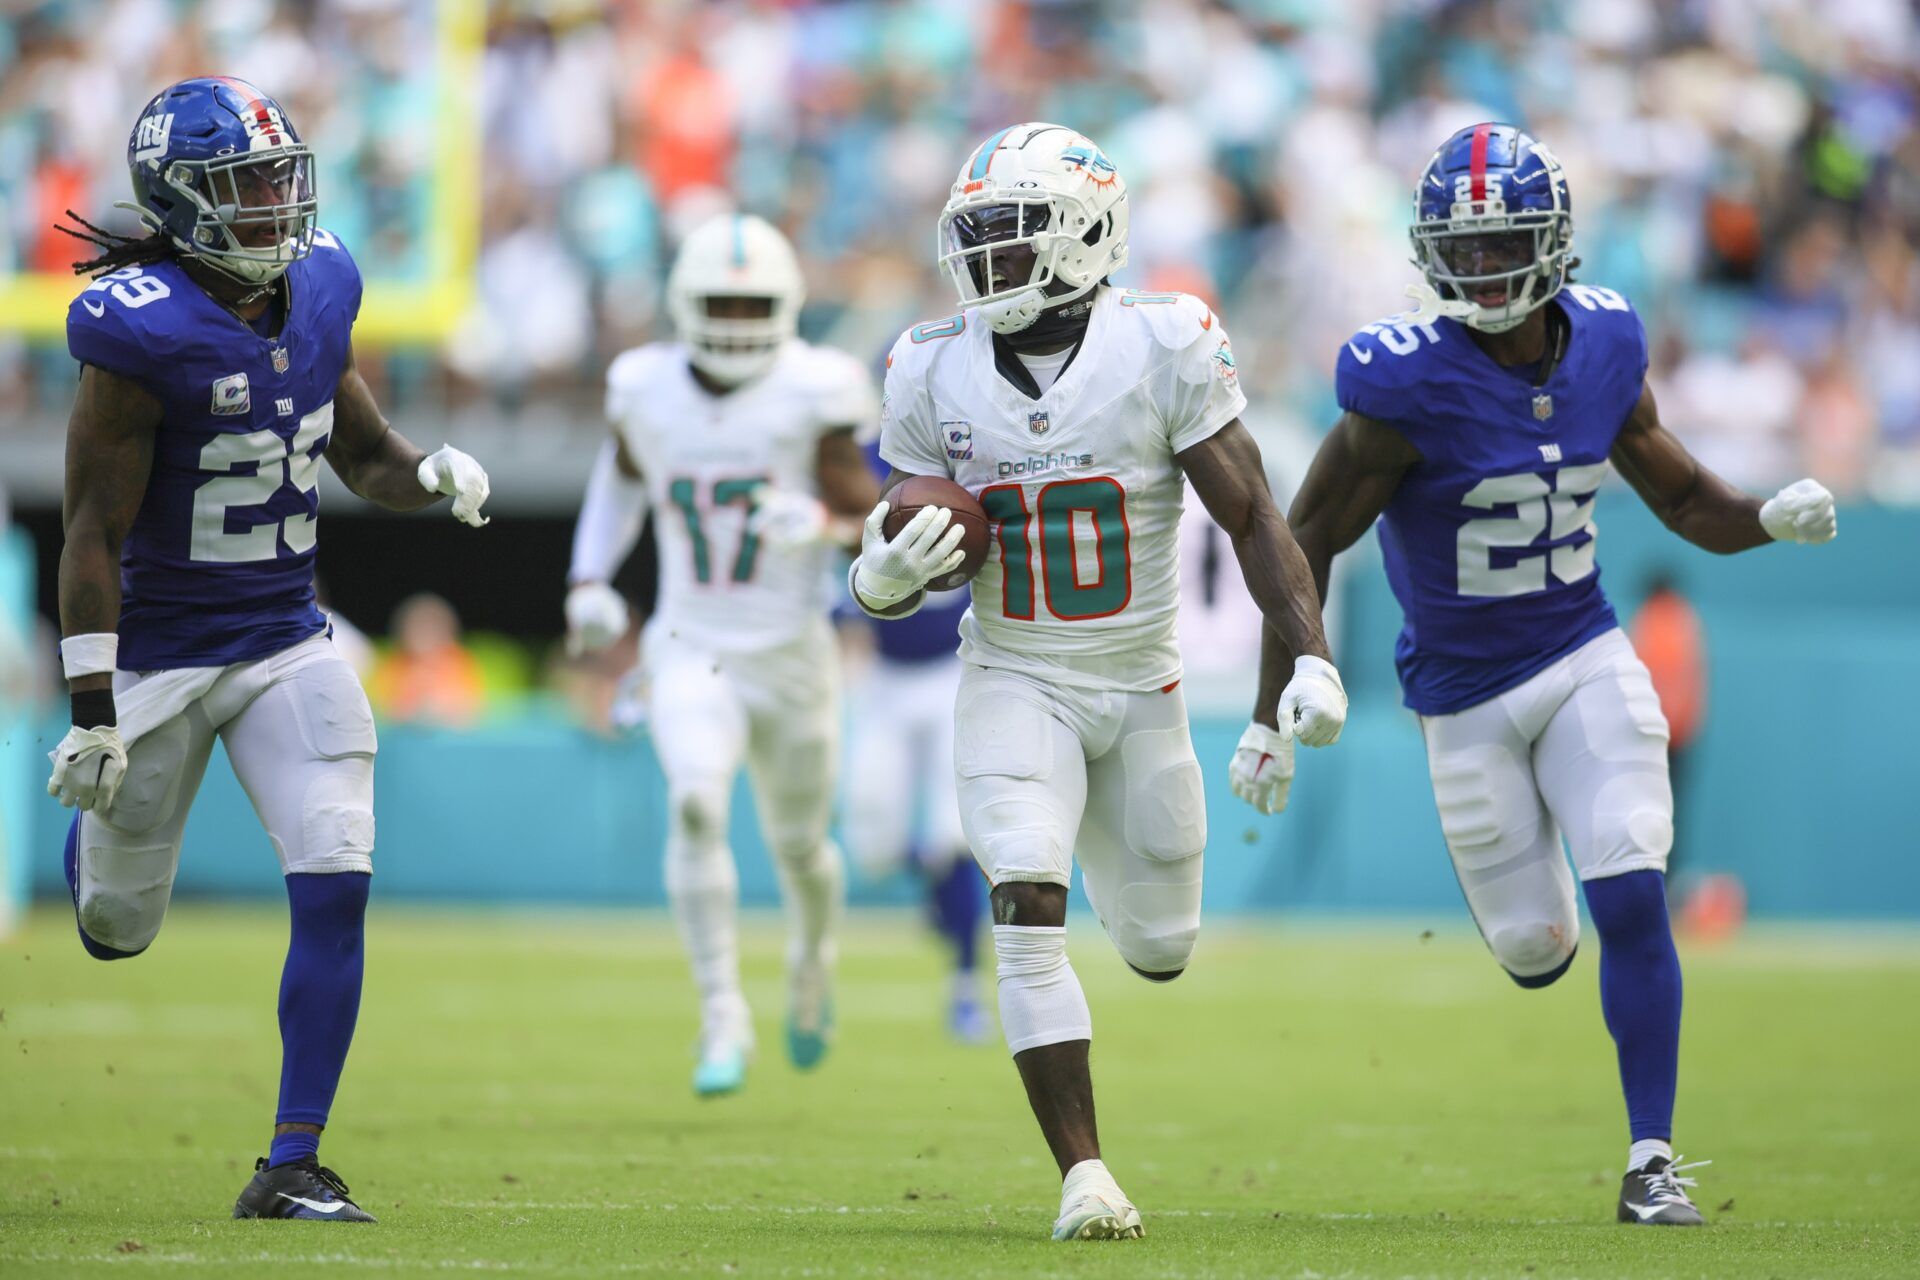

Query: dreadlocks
56,209,180,278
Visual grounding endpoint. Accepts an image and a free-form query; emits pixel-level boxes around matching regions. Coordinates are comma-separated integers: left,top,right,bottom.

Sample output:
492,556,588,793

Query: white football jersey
607,339,877,653
879,287,1246,692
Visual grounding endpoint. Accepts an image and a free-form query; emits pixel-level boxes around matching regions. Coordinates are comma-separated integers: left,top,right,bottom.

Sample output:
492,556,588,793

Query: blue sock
271,871,371,1163
929,857,984,975
268,1128,320,1168
1583,870,1682,1142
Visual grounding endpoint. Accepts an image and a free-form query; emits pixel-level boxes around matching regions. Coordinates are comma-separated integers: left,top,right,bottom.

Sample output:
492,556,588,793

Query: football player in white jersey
564,213,880,1097
851,124,1348,1241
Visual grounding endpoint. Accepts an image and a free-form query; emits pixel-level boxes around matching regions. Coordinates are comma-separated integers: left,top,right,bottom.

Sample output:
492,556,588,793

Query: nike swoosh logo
1199,312,1213,330
276,1193,348,1214
83,300,106,318
1626,1200,1674,1221
1346,342,1373,364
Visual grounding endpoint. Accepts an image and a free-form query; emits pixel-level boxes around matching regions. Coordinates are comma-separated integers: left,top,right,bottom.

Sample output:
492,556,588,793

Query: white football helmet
666,213,805,385
936,123,1129,334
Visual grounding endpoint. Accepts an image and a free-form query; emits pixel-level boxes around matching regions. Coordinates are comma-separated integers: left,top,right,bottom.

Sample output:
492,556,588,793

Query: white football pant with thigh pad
644,618,844,1029
1419,628,1673,984
71,633,375,954
955,663,1208,1049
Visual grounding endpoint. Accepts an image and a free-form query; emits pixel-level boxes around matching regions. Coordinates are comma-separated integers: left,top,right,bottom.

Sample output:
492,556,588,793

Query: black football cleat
233,1157,376,1222
1617,1155,1708,1226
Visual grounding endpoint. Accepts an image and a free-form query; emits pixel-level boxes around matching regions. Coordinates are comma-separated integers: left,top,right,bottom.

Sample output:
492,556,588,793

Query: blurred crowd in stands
4,0,1919,505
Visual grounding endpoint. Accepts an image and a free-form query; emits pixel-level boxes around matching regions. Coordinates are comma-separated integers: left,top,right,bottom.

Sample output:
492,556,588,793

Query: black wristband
70,688,117,730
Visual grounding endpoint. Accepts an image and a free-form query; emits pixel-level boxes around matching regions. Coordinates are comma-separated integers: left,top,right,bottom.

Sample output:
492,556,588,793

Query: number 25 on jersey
980,478,1131,621
1456,463,1607,597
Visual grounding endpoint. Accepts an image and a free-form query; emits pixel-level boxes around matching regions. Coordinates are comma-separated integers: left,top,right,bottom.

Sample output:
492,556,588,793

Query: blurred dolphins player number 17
668,476,766,584
980,478,1130,621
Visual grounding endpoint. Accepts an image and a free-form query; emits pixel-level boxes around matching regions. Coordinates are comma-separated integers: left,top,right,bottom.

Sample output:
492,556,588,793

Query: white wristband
61,632,119,679
847,559,926,620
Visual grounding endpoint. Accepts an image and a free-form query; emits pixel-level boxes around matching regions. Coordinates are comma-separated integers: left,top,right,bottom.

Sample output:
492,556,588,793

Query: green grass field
2,906,1917,1279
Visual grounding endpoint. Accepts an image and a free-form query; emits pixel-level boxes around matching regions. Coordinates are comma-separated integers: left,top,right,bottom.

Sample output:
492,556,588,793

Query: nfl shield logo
1028,410,1050,437
1532,392,1554,420
271,347,290,374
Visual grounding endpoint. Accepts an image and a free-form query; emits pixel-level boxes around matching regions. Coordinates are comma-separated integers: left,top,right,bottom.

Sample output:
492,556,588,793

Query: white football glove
609,664,649,735
851,500,966,608
1759,478,1837,545
1279,655,1348,748
1229,720,1295,816
565,581,629,656
747,487,829,550
417,445,492,527
47,723,128,812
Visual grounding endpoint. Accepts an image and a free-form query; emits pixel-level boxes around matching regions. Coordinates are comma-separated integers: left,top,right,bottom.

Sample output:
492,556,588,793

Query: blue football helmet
122,77,317,286
1411,122,1572,333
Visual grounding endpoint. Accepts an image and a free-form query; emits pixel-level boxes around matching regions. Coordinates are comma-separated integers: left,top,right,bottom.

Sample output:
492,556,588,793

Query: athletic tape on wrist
60,632,119,679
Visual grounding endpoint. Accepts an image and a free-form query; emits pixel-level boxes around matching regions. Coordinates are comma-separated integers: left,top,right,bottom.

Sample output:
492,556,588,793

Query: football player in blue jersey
1232,123,1837,1226
49,78,491,1222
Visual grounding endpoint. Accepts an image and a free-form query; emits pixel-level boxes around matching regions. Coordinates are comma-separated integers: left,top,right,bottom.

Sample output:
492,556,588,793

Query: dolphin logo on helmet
666,213,806,387
936,123,1130,335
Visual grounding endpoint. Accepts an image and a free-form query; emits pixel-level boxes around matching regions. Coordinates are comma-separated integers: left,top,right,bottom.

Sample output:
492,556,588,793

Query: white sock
666,835,743,1014
1628,1138,1674,1172
994,925,1092,1055
1062,1158,1113,1192
777,839,844,975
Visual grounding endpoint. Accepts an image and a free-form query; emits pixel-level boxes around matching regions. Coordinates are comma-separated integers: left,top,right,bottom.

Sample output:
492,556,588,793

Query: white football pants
1419,628,1674,982
70,632,376,954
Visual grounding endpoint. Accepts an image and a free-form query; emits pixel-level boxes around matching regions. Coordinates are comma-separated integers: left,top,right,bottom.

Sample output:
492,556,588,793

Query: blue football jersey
872,586,967,664
65,230,361,669
1335,285,1649,715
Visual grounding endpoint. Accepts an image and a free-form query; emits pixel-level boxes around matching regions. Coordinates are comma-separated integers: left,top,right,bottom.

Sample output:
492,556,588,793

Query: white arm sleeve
569,439,648,584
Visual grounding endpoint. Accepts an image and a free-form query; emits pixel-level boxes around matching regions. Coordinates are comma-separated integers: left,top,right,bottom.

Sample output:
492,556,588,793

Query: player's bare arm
1223,410,1416,815
1610,380,1836,551
326,345,490,524
1250,411,1420,725
59,364,160,697
1177,418,1330,664
47,363,161,812
810,427,881,551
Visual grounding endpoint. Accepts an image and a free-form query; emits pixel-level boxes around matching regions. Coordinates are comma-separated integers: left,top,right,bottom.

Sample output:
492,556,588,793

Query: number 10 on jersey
980,478,1131,621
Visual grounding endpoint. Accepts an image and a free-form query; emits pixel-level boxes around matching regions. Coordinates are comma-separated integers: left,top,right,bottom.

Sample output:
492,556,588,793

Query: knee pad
669,775,732,849
1109,872,1202,980
1489,917,1580,986
666,781,737,897
1587,771,1674,875
74,853,172,955
283,663,378,873
290,757,375,873
993,925,1091,1055
763,796,832,870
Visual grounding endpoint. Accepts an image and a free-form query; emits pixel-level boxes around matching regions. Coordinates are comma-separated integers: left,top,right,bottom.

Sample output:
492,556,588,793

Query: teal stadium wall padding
22,498,1920,918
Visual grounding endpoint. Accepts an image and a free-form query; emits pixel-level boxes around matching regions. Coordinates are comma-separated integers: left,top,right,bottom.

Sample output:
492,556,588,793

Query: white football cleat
1051,1159,1144,1241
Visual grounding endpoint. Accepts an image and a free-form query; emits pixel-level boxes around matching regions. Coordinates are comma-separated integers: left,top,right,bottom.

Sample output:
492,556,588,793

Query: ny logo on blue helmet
1410,123,1573,334
123,77,318,288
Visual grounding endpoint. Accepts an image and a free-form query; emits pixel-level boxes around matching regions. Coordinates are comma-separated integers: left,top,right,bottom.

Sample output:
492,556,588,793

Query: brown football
883,475,991,592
